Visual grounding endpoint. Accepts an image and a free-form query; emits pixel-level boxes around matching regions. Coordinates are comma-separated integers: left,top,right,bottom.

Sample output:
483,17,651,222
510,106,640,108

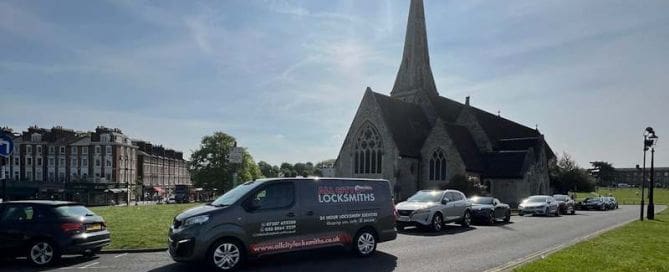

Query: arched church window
354,123,383,174
429,149,447,181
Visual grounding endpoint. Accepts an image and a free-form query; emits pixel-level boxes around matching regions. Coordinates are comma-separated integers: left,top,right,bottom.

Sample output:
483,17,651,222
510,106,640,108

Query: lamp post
647,130,658,220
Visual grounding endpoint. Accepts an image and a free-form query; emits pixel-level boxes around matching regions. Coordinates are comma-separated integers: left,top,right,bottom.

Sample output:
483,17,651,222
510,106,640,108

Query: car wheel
504,210,511,223
396,224,405,231
487,210,495,225
518,211,524,216
353,229,377,257
431,213,443,232
545,207,551,217
460,211,471,227
27,240,60,267
208,239,244,271
83,248,101,258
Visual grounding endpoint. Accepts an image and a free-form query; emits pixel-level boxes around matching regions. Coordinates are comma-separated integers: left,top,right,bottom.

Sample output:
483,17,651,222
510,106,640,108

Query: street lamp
641,127,657,221
647,130,658,220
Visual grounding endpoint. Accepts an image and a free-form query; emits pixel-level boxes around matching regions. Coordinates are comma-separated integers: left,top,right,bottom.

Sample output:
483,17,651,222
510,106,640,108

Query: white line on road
114,253,128,258
79,262,99,269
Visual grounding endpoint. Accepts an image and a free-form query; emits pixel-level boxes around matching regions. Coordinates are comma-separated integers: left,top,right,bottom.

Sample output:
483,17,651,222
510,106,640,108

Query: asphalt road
0,205,661,272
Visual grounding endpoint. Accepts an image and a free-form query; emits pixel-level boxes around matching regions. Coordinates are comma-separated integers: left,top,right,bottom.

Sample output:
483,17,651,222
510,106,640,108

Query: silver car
395,190,472,232
518,195,560,216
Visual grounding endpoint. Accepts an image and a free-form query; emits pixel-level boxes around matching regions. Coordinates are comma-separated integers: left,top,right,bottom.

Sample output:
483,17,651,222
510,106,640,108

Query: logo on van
318,186,375,204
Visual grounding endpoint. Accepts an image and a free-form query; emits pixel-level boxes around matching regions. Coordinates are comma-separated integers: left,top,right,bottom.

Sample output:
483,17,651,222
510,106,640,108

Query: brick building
612,167,669,187
134,140,191,199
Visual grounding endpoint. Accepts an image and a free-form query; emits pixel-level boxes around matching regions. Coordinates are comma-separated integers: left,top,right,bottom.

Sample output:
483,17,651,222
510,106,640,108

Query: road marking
114,253,128,258
79,262,99,269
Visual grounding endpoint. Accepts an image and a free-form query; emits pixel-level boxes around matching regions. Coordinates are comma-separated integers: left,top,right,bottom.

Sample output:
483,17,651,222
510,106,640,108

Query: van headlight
183,215,210,227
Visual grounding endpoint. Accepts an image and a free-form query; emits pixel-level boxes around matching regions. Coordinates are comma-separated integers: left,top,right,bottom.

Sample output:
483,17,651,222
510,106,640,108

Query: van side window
250,182,295,210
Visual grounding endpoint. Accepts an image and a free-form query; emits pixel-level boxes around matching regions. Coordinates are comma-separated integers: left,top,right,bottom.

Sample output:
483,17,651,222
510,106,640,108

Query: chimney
465,96,470,106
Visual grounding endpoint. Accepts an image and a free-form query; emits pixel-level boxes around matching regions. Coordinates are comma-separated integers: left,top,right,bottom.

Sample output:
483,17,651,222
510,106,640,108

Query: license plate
86,223,103,232
397,216,410,222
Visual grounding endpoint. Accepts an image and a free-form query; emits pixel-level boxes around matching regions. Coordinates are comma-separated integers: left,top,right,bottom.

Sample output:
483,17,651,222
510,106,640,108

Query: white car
395,190,472,232
518,195,560,216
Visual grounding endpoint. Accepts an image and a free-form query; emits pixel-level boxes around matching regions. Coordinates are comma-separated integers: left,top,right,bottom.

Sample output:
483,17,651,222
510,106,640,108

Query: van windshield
210,181,260,206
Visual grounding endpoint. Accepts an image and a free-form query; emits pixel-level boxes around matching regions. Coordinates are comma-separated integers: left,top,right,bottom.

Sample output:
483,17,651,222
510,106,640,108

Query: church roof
483,151,528,178
373,92,432,158
443,123,485,172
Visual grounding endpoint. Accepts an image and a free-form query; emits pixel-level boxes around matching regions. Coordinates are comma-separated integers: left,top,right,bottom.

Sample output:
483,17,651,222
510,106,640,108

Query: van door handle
306,211,314,216
286,212,296,218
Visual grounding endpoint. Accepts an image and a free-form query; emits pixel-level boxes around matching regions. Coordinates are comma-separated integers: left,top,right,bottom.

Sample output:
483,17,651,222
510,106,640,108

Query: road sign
0,134,14,158
228,147,245,164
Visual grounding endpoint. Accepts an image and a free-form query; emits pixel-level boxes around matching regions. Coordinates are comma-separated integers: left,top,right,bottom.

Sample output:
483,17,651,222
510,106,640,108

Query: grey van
168,178,397,271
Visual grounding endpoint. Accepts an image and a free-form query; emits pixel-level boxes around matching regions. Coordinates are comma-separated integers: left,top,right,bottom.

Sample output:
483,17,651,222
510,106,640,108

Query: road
0,205,660,272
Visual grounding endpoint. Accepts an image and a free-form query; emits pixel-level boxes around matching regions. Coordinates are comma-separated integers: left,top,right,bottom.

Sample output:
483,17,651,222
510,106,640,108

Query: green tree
550,152,596,193
189,132,262,191
590,161,616,187
258,161,279,178
280,162,295,177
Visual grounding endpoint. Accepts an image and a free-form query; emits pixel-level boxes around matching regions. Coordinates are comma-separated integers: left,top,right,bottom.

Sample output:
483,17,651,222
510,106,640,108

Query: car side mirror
441,199,450,204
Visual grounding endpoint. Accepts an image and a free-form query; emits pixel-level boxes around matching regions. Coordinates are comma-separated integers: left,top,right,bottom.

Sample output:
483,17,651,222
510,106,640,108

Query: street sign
228,147,245,164
0,134,14,158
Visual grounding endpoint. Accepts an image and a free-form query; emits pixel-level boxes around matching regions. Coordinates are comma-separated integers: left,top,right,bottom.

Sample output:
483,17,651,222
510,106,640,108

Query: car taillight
61,223,83,233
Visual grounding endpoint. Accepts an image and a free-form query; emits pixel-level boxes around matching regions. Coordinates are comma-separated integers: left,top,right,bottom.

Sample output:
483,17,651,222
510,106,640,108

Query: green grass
573,188,669,205
516,208,669,272
91,203,200,250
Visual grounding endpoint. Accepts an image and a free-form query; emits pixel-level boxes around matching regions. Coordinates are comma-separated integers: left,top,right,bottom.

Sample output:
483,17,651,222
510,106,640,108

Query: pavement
0,205,661,272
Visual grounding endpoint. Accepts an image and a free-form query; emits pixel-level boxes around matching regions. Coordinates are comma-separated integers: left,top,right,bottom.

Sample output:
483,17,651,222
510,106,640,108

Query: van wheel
431,213,443,232
208,239,244,271
27,240,60,267
353,229,377,257
460,211,471,227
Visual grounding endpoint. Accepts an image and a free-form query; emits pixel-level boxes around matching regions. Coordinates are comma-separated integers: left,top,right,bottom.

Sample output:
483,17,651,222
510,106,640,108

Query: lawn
574,188,669,205
516,208,669,272
91,203,200,250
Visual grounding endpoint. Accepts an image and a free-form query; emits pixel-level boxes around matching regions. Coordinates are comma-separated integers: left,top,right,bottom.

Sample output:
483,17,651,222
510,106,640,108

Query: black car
577,197,607,211
0,201,110,266
603,197,619,209
469,196,511,225
552,194,576,215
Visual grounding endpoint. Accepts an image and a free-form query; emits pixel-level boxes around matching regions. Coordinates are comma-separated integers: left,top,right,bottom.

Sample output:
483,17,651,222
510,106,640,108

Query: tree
258,161,279,178
443,174,478,196
550,152,596,193
590,161,616,187
189,132,262,192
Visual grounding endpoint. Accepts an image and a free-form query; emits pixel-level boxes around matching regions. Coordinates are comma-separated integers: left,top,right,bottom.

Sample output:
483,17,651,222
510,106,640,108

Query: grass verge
91,203,200,250
515,208,669,272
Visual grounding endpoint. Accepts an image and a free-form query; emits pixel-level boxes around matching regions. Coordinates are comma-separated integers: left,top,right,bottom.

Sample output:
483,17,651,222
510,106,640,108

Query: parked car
168,178,397,271
469,196,511,225
577,197,607,211
518,195,559,216
552,194,576,215
395,189,472,232
0,201,110,266
603,197,619,210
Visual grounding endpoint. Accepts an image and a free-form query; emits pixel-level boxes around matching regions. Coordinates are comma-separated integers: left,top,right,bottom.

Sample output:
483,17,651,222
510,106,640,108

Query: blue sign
0,134,14,158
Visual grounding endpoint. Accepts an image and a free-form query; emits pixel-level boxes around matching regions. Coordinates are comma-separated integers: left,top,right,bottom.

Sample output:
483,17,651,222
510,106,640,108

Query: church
334,0,554,206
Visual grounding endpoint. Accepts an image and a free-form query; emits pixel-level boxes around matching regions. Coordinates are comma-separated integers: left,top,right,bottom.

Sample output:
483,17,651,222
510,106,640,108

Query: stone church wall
419,121,467,190
456,108,493,152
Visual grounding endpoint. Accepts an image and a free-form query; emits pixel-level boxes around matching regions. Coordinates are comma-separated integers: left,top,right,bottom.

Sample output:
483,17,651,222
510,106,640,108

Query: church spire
390,0,438,98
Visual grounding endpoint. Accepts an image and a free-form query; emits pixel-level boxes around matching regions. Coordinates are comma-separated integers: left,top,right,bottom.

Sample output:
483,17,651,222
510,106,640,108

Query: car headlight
518,204,524,209
183,215,210,227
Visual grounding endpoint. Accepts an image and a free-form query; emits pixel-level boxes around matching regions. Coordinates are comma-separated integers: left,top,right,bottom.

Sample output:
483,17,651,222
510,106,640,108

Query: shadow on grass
147,247,398,272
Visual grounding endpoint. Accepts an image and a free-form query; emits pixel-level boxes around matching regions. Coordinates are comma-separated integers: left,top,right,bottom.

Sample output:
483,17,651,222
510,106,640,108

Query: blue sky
1,0,668,168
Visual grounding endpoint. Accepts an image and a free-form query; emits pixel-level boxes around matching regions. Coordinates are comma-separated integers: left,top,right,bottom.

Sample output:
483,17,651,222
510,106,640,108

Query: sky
1,0,668,168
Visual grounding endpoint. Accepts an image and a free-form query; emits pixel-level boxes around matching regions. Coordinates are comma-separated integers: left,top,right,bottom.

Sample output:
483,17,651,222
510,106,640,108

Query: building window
82,158,88,166
71,158,77,166
37,146,42,154
31,133,41,142
27,158,32,165
49,158,54,166
14,157,19,165
82,146,88,154
60,146,65,154
101,134,110,143
429,149,447,181
60,158,65,165
48,172,54,181
95,146,101,154
96,159,100,166
106,146,112,154
27,145,32,154
49,146,55,154
71,146,77,154
37,158,42,166
106,159,112,167
353,123,383,174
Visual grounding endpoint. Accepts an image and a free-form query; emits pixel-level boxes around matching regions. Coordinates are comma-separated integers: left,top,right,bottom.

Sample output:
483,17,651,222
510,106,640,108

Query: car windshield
471,197,493,204
553,195,569,201
527,196,548,203
407,191,443,203
210,181,261,206
54,205,96,217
